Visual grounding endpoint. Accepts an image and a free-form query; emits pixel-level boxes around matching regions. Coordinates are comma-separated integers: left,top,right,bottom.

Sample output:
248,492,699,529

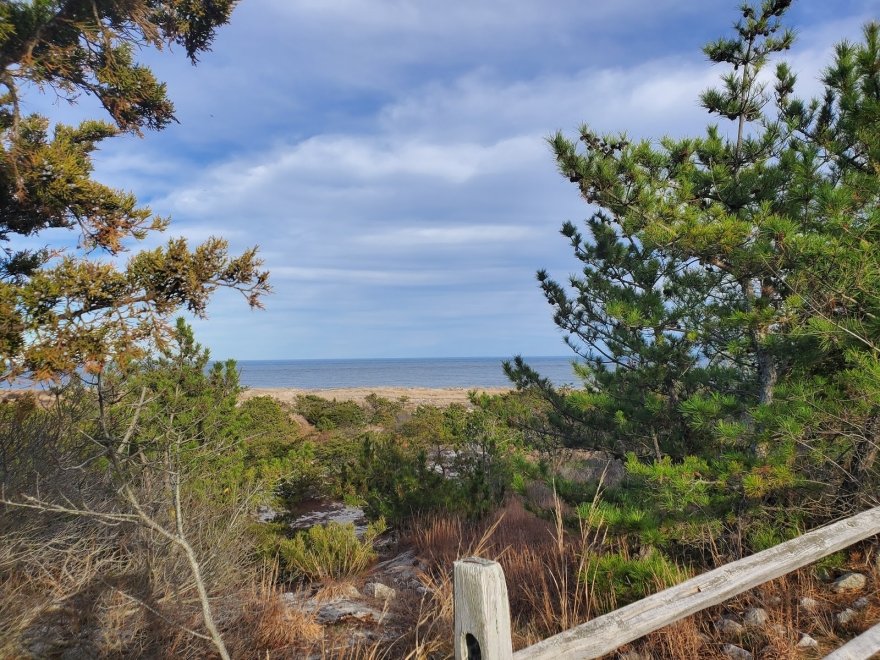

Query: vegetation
308,400,524,522
506,0,880,554
1,0,879,658
0,0,269,381
0,323,299,658
279,519,387,581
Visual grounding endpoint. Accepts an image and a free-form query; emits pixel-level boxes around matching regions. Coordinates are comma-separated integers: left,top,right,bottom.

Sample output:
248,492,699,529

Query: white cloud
73,1,875,360
357,225,538,247
269,265,516,286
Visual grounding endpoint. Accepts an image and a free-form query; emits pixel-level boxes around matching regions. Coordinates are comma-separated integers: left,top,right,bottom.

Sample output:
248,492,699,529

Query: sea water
233,356,578,389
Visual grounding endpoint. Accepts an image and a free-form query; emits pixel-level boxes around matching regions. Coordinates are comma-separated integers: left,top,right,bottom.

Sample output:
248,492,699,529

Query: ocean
233,356,578,389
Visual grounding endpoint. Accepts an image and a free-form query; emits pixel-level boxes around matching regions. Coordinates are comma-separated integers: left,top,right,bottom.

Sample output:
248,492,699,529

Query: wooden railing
453,505,880,660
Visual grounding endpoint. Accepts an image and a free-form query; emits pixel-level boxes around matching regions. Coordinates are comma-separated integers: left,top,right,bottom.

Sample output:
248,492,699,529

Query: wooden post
453,557,513,660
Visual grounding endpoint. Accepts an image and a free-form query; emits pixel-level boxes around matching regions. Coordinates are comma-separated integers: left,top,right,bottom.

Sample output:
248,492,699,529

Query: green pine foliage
80,320,317,513
582,549,688,608
296,394,367,431
311,403,525,522
0,1,269,381
511,0,880,554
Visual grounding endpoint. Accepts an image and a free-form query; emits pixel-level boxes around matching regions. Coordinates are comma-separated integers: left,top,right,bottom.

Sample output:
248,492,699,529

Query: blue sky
33,0,877,360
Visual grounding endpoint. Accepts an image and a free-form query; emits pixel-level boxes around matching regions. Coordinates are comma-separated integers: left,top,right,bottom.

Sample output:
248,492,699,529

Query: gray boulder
716,617,745,639
836,608,858,625
364,581,397,601
832,572,867,594
743,607,768,628
721,644,752,660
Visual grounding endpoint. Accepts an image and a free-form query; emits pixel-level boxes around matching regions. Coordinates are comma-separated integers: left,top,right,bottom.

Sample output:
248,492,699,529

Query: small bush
363,393,405,427
279,518,387,581
295,395,366,430
583,550,687,608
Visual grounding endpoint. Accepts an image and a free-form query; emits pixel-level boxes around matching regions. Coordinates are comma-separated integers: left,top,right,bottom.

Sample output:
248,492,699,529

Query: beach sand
1,386,513,410
241,386,511,408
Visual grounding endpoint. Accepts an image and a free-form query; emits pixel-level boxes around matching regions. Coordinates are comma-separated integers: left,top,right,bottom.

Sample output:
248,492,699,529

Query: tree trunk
756,342,778,406
841,410,880,507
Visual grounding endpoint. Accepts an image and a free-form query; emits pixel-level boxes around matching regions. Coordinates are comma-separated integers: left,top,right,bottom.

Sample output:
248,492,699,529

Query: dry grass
225,565,323,659
0,495,278,658
6,493,878,659
367,498,880,660
398,497,603,655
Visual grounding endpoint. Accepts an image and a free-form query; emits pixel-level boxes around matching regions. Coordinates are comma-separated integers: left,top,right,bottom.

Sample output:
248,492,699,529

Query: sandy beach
240,386,511,408
1,386,513,410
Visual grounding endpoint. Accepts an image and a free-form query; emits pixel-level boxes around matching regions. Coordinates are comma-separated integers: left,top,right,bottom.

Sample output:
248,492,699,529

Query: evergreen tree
513,0,879,508
0,1,269,380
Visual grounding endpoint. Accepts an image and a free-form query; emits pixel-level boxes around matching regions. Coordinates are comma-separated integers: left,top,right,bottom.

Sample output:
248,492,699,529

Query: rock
836,608,858,625
721,643,752,660
289,500,369,536
743,607,768,628
363,581,396,601
314,600,386,625
716,617,745,639
255,504,279,522
336,583,361,599
832,572,867,594
853,596,870,610
283,583,385,627
796,634,819,649
798,596,819,612
371,549,428,593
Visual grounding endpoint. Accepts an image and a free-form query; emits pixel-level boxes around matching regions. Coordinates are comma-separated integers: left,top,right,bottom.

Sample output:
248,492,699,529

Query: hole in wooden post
465,633,482,660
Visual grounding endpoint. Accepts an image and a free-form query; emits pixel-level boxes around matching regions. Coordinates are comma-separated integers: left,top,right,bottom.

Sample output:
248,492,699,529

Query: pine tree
0,1,269,381
513,0,880,510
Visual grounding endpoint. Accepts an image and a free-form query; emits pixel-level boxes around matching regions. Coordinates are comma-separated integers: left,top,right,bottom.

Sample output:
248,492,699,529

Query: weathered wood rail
453,505,880,660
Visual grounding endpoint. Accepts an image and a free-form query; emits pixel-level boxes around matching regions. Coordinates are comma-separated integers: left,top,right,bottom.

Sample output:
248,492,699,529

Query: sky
28,0,878,360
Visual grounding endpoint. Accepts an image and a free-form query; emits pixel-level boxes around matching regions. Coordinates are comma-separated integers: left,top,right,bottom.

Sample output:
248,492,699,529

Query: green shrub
583,550,687,607
234,396,299,446
295,395,366,430
279,518,387,581
309,403,522,523
363,393,405,427
746,520,800,551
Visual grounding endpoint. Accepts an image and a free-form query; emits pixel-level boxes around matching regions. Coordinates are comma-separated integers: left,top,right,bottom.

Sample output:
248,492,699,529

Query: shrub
234,396,299,449
303,403,525,523
363,393,405,427
229,396,323,505
582,550,687,608
295,395,366,430
279,518,387,581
